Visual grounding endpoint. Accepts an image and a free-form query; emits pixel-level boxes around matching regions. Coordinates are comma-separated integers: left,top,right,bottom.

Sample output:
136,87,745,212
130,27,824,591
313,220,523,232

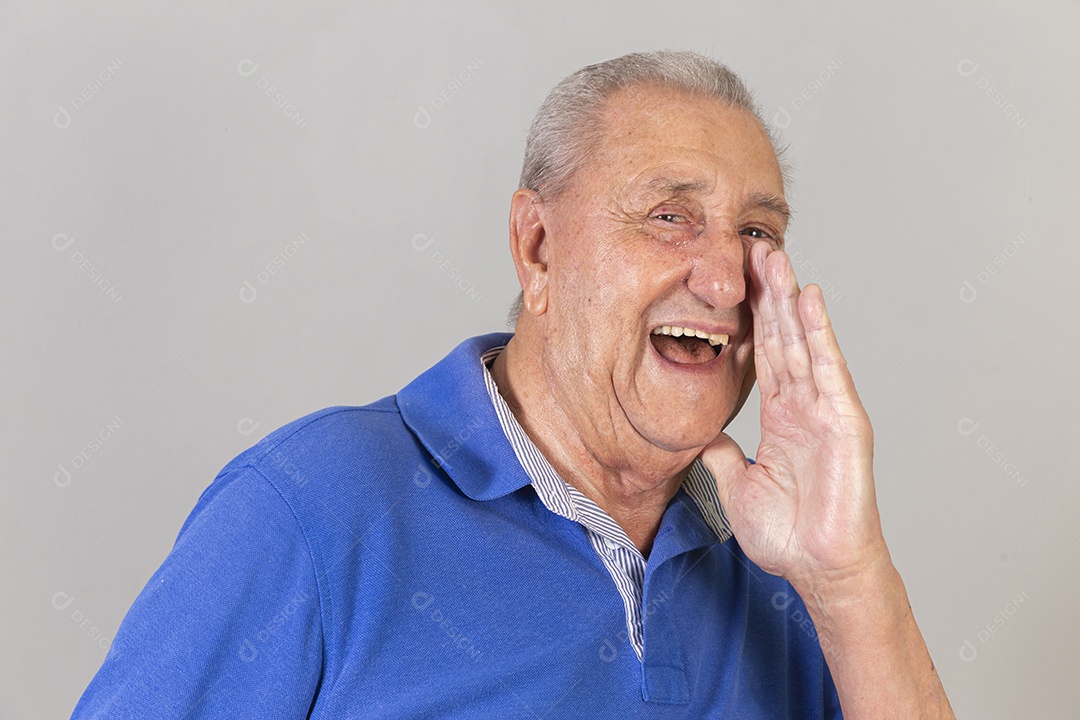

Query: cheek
600,239,695,305
555,240,640,316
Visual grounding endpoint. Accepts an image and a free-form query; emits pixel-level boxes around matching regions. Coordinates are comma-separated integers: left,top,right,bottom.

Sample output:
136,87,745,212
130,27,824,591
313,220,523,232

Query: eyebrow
639,178,793,225
640,177,712,197
747,193,792,225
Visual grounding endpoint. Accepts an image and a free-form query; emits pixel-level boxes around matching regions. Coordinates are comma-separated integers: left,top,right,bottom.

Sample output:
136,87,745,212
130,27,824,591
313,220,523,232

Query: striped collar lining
479,346,732,545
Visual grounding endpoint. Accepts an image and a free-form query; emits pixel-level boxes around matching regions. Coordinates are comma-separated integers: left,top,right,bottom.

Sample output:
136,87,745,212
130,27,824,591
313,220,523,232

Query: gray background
2,0,1077,717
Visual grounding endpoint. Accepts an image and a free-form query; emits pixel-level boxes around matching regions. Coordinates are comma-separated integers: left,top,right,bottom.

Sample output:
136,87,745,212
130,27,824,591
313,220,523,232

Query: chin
638,406,732,454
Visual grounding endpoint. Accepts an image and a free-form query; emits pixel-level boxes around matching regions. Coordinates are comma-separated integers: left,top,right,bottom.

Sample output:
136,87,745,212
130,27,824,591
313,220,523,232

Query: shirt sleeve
70,465,323,719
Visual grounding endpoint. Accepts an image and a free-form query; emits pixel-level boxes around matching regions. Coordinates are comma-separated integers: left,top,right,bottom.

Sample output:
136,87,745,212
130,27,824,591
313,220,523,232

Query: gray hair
508,50,787,326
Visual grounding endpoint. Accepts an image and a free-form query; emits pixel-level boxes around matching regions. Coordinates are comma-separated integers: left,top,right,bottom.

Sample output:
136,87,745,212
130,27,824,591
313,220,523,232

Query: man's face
536,84,788,459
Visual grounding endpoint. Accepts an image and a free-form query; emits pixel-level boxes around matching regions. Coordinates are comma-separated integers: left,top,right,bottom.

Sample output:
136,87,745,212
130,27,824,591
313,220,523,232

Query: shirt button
604,538,619,550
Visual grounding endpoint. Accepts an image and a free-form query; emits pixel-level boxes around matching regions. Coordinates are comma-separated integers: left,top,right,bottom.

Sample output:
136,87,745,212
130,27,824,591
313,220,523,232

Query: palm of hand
702,242,883,589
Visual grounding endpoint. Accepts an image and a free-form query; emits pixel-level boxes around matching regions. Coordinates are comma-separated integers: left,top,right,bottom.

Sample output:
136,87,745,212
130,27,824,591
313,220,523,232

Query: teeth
651,326,729,347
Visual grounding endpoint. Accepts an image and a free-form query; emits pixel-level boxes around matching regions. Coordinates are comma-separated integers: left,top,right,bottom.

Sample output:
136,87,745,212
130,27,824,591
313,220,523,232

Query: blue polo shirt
72,333,842,719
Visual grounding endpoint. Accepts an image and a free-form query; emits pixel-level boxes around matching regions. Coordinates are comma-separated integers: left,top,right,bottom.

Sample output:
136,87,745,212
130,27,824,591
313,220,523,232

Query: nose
685,229,747,309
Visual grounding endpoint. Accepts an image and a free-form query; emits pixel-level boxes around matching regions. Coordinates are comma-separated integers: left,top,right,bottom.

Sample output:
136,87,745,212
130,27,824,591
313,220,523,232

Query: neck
490,332,694,556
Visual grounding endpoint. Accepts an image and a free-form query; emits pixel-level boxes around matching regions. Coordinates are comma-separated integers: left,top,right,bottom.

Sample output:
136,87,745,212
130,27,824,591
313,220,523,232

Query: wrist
789,557,955,719
789,548,903,629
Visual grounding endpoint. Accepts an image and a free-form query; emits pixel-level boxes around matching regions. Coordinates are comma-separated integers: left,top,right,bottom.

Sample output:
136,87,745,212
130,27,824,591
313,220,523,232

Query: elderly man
73,51,953,718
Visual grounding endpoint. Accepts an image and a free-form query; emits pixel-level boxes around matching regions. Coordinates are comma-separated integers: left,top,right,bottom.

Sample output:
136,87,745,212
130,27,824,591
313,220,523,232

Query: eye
652,212,689,224
739,226,772,240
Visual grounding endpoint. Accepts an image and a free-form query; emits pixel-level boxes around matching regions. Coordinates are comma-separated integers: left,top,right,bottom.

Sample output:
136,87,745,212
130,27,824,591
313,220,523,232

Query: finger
748,242,779,396
751,242,793,388
799,284,857,400
767,250,815,389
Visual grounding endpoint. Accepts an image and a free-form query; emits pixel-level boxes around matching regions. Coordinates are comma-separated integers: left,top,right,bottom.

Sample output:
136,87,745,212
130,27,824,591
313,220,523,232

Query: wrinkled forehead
587,84,785,201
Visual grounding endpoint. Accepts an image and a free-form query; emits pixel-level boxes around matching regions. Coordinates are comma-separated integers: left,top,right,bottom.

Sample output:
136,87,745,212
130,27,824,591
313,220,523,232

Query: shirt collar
397,333,533,501
397,333,732,543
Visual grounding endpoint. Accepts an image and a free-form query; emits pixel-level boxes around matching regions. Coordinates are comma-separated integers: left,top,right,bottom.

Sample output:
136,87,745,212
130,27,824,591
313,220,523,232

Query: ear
508,188,550,316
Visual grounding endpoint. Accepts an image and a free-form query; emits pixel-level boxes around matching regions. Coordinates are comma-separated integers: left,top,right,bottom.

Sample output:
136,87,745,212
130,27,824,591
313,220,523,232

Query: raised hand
700,241,956,719
701,240,887,592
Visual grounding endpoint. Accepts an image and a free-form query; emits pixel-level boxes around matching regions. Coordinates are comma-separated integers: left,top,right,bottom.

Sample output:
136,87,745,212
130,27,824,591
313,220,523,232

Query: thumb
699,432,749,510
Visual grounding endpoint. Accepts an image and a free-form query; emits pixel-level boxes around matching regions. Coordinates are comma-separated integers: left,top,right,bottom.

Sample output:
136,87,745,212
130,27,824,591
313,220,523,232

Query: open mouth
649,325,729,365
